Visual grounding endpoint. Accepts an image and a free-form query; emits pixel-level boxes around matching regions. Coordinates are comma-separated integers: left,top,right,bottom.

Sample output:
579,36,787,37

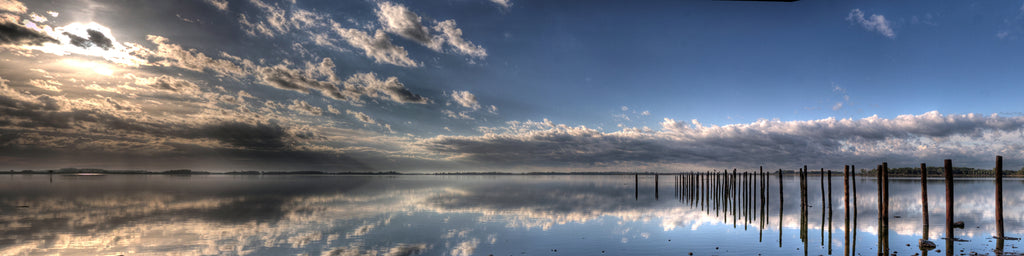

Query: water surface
2,174,1022,255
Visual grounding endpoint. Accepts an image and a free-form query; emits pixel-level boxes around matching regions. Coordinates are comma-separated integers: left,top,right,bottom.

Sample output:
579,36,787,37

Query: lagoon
1,174,1022,255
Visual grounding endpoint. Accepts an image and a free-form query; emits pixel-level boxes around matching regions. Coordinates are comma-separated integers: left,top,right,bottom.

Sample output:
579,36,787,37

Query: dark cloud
63,32,90,48
0,22,58,45
60,29,114,50
197,121,288,150
86,29,113,50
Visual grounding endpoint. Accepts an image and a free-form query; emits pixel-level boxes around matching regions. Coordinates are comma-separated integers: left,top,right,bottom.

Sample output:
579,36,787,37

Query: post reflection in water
2,172,1024,255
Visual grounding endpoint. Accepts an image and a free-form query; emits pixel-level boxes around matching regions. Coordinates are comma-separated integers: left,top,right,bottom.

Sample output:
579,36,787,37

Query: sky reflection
1,174,1022,255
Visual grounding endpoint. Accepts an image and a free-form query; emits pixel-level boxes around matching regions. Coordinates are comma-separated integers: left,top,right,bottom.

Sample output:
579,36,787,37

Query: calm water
2,174,1023,255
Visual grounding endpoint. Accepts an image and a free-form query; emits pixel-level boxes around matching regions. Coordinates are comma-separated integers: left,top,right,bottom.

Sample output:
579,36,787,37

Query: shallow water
1,174,1022,255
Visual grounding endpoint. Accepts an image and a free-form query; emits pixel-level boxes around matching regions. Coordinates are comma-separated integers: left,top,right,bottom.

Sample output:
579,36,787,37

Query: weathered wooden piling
655,174,659,200
733,169,738,227
944,159,953,240
882,162,889,228
876,164,883,222
779,168,784,248
844,165,850,256
995,155,1004,239
800,166,808,243
851,164,857,214
921,163,929,234
827,169,833,254
852,164,857,256
635,173,638,200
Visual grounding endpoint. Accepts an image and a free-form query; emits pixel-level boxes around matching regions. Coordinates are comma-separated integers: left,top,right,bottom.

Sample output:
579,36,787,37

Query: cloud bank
424,112,1024,170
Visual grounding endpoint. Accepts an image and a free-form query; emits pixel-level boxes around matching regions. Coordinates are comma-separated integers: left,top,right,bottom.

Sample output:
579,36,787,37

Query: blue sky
1,0,1023,172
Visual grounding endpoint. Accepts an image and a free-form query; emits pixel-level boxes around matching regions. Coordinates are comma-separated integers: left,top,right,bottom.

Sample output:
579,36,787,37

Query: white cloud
341,72,429,105
450,239,479,256
374,2,487,59
287,100,323,116
451,90,480,110
847,9,895,39
434,19,487,58
832,102,843,111
376,2,441,50
489,0,512,8
442,109,474,120
240,0,325,37
204,0,228,11
425,111,1024,169
327,105,341,115
346,109,376,124
332,25,420,68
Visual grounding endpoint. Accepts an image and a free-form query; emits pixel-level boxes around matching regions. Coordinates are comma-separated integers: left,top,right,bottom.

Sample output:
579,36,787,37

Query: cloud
424,112,1024,169
145,35,248,77
254,58,344,99
346,109,376,124
0,21,58,45
0,0,26,14
489,0,512,8
434,20,486,58
442,109,473,120
204,0,228,11
131,74,201,94
332,25,420,68
327,105,341,115
847,9,895,39
341,72,429,105
832,102,843,111
240,0,325,37
28,79,62,92
143,36,428,106
376,2,441,50
374,2,487,59
62,29,113,50
451,90,480,110
287,100,323,116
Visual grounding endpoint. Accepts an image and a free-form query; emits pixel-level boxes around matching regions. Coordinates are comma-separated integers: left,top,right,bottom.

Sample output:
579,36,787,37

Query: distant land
3,167,1024,177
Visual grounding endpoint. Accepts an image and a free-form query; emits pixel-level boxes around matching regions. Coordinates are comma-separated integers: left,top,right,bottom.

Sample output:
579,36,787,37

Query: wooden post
635,173,638,200
851,164,857,256
944,159,953,240
921,163,929,237
876,164,883,222
844,165,850,256
827,169,833,254
851,164,857,215
820,168,825,246
882,162,889,228
779,168,784,248
995,155,1004,239
800,166,808,245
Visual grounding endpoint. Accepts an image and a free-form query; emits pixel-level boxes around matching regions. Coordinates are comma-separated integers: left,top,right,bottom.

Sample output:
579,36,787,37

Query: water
2,174,1023,255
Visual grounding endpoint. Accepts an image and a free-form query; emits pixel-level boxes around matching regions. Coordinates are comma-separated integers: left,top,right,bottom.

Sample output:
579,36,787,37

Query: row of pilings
632,156,1012,255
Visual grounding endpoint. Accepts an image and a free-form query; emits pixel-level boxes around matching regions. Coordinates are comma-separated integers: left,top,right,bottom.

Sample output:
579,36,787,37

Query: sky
1,0,1024,172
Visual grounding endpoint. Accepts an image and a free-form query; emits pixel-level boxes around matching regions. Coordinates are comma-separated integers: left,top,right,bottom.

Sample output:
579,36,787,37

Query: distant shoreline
3,168,1022,177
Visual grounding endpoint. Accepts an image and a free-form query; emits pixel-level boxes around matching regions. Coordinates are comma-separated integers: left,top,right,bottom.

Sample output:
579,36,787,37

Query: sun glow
61,59,117,76
20,21,148,67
